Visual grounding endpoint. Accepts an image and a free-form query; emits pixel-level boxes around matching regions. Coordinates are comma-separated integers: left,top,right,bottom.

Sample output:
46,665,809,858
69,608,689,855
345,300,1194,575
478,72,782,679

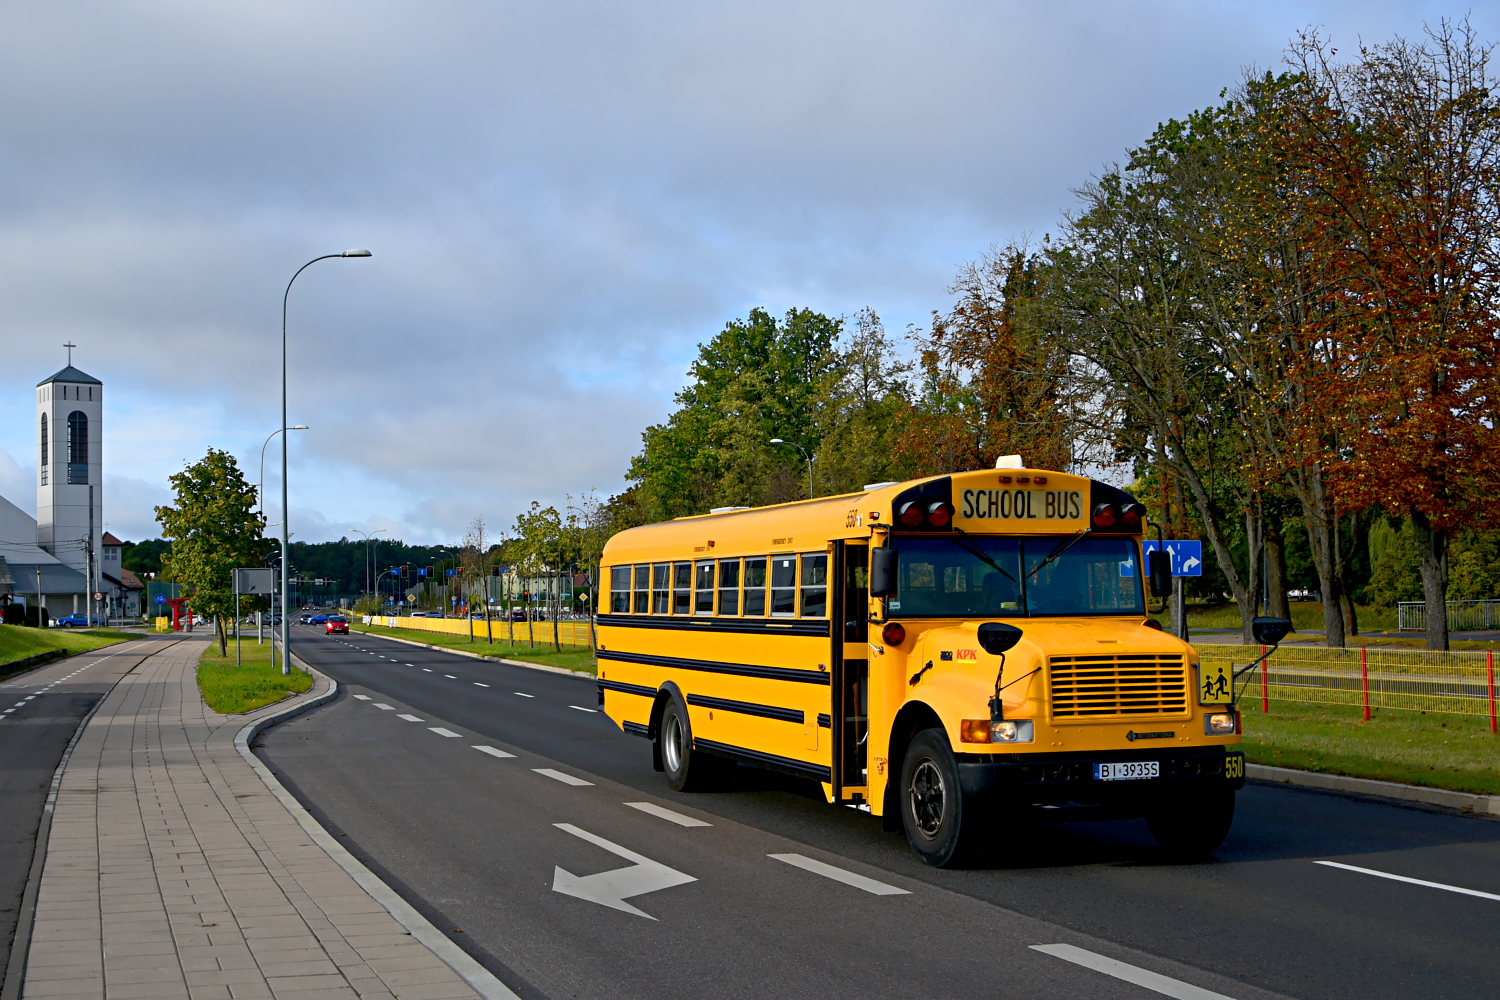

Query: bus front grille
1048,654,1189,719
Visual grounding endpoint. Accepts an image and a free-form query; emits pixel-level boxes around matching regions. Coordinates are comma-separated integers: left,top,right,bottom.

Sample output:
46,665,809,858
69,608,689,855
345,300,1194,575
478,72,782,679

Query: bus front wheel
659,697,717,792
900,728,976,868
1145,788,1236,858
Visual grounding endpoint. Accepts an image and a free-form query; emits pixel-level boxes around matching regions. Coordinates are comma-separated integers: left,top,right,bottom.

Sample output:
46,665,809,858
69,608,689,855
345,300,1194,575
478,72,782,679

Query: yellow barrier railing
360,615,594,648
1194,643,1498,722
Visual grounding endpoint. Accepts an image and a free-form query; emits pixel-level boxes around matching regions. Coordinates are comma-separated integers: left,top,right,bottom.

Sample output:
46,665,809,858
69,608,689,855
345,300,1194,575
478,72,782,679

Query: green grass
0,624,136,670
1242,699,1500,796
1151,601,1400,634
197,636,313,714
349,622,598,674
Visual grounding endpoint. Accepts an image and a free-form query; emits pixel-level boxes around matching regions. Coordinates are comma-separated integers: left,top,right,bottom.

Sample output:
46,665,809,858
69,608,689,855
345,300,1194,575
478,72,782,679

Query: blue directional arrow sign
1143,539,1204,577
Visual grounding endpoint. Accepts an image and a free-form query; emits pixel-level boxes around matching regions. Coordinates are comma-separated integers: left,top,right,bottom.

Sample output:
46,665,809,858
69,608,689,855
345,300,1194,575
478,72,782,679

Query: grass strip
348,622,597,674
1242,699,1500,796
197,635,313,714
0,624,137,668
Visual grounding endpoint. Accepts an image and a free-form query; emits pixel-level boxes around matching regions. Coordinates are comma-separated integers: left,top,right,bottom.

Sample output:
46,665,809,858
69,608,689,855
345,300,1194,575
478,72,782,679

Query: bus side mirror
870,547,897,597
977,622,1023,654
1148,550,1172,598
1252,616,1292,645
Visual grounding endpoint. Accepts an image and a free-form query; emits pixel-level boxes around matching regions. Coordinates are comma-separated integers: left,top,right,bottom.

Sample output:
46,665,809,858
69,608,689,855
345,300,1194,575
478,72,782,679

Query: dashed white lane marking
352,694,372,701
429,728,462,738
422,668,433,673
474,683,490,688
444,674,457,679
472,745,516,759
624,802,711,827
514,692,534,698
404,663,415,666
534,768,593,786
397,714,424,722
569,705,598,713
768,854,909,896
1029,943,1234,1000
1314,860,1500,903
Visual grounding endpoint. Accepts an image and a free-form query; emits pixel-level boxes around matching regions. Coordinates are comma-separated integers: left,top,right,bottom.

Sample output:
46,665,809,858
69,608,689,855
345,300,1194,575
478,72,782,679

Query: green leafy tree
155,449,266,656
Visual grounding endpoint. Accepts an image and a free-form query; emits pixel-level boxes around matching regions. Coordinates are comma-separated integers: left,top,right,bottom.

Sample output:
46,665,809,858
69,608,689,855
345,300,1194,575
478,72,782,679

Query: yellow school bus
595,465,1244,865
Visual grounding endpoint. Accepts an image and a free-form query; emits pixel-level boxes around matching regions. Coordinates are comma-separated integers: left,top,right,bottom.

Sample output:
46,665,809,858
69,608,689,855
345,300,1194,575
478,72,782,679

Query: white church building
0,362,107,619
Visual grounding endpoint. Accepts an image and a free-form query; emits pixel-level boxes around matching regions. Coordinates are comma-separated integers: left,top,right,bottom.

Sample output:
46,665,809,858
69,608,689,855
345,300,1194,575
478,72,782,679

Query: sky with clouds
0,1,1488,545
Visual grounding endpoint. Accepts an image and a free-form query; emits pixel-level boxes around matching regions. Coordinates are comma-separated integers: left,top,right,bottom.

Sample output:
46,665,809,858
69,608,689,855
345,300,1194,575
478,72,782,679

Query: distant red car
325,617,349,634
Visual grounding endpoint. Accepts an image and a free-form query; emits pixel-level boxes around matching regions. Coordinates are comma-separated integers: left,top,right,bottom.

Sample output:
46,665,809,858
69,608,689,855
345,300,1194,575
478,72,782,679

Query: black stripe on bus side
597,649,831,686
598,679,657,698
693,737,832,783
686,693,803,725
622,720,651,738
597,613,830,638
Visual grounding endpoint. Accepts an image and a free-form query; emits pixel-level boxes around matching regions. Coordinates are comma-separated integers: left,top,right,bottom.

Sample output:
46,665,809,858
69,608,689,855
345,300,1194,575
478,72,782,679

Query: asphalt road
0,638,170,979
259,628,1500,1000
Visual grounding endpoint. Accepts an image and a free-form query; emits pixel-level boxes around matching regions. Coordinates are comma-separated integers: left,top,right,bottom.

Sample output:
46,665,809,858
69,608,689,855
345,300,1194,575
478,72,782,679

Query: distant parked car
325,617,349,634
54,613,105,628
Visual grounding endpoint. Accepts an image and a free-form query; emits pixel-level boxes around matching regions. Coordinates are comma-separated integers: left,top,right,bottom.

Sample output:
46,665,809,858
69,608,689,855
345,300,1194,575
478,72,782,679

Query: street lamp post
351,528,386,605
770,438,814,499
280,250,371,675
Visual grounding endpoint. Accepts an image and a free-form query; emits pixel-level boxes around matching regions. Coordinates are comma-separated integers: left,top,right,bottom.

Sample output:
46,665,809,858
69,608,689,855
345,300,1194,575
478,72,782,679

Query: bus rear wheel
1146,788,1236,858
659,697,718,792
900,728,978,868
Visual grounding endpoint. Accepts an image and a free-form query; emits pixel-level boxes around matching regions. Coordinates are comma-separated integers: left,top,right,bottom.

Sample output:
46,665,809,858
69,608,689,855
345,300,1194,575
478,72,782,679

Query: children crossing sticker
1199,662,1233,704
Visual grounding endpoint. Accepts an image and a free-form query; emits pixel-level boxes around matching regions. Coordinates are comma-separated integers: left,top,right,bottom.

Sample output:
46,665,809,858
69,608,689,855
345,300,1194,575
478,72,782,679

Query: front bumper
956,746,1244,818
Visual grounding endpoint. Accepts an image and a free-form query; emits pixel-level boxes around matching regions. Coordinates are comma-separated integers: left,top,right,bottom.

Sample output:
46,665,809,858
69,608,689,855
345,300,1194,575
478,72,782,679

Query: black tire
899,728,980,867
1146,787,1236,858
658,696,720,792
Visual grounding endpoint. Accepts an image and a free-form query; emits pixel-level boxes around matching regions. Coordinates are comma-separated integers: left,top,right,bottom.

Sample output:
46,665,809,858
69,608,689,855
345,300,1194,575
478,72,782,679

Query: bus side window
633,564,649,614
770,556,796,616
800,553,827,618
652,563,670,613
610,566,630,613
694,561,714,614
744,557,767,616
718,559,740,615
673,562,692,614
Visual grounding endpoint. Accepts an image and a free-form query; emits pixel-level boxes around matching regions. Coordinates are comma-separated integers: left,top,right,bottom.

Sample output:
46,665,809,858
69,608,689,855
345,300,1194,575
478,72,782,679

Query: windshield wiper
1025,530,1091,581
943,533,1017,583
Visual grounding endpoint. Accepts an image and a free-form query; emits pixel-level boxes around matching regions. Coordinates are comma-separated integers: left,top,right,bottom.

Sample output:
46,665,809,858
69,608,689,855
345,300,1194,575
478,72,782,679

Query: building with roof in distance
0,357,107,619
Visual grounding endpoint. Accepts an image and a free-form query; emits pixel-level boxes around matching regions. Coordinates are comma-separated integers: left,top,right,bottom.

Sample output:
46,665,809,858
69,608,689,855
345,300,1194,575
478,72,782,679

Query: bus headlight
1205,712,1237,735
961,719,1034,743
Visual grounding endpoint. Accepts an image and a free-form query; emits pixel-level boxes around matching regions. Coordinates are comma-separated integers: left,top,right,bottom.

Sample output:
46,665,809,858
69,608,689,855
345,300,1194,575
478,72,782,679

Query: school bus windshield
887,535,1144,617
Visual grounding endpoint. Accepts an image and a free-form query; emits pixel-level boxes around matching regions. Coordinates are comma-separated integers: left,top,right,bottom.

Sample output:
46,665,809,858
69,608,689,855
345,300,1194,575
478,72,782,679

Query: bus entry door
833,540,869,799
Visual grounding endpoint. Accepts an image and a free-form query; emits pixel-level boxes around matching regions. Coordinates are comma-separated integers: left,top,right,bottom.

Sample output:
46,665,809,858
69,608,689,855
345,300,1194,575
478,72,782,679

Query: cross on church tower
64,341,76,365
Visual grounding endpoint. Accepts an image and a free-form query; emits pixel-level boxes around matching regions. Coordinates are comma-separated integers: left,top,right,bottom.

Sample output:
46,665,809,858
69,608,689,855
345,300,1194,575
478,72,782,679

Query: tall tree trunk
1411,511,1450,651
1336,510,1365,637
1289,469,1345,647
1264,516,1291,621
1243,503,1264,622
217,616,228,658
1164,448,1260,643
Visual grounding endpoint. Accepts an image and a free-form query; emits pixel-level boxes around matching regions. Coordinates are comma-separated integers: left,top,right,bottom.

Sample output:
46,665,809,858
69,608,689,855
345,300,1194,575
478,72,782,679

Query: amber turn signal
882,621,906,646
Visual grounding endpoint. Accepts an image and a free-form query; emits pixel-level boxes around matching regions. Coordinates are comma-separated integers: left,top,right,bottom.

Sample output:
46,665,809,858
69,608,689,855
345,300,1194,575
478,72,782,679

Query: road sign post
1143,541,1203,640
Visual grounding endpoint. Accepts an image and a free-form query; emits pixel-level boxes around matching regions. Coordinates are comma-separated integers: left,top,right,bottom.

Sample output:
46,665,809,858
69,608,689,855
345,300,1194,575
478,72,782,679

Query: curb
1247,763,1500,818
0,638,176,1000
347,626,593,679
0,648,69,683
235,655,521,1000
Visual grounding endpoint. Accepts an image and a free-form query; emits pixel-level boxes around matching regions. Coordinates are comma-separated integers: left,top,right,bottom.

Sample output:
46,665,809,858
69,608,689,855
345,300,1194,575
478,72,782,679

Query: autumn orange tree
1259,26,1500,649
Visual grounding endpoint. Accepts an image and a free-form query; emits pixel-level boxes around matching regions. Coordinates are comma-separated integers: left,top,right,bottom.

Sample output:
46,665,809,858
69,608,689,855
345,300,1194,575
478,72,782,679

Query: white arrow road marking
429,728,463,738
551,823,696,919
534,768,593,786
769,854,909,895
1030,944,1235,1000
624,802,712,827
397,714,424,722
472,745,516,759
1315,860,1500,902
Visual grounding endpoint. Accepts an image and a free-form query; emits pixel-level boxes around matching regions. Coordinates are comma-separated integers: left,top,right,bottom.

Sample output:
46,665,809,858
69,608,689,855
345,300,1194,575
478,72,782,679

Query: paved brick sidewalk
21,635,483,1000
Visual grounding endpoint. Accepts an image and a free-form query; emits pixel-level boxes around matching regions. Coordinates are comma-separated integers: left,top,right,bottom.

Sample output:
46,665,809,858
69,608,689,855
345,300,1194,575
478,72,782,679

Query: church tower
37,356,102,594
